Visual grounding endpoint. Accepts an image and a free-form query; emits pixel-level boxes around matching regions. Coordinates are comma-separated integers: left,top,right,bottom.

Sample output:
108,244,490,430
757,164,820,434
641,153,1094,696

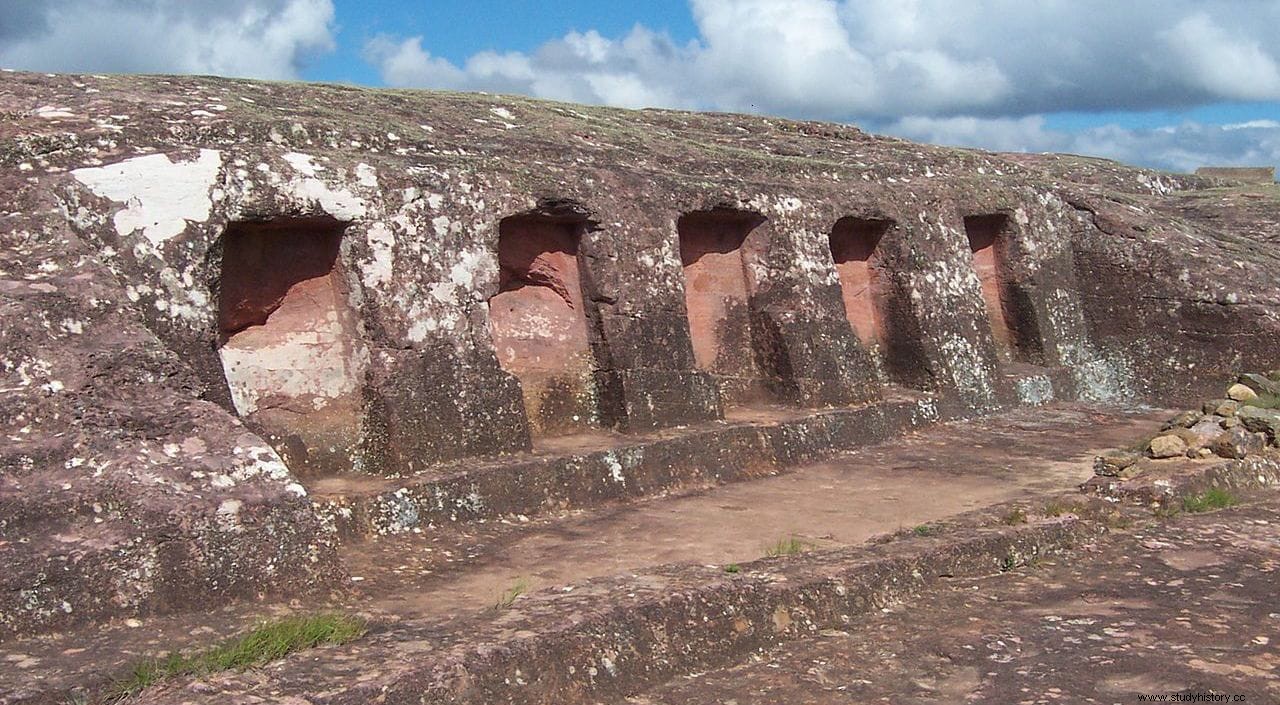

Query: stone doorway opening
216,217,366,477
678,209,770,406
829,217,892,348
488,212,600,437
964,213,1033,362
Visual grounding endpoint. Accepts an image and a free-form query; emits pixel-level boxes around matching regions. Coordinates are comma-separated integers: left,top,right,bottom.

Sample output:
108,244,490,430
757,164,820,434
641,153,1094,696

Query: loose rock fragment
1203,399,1239,417
1227,384,1259,402
1187,417,1223,447
1093,451,1142,477
1162,410,1201,430
1148,434,1189,459
1237,407,1280,444
1210,427,1265,459
1238,373,1280,397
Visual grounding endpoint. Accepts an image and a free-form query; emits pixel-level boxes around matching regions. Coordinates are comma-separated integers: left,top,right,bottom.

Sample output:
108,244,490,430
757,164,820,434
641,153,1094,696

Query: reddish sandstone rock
1,71,1278,636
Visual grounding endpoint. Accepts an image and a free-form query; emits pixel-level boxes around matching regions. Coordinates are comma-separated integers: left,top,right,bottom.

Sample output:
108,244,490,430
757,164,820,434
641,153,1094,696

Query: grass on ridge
1000,508,1028,525
108,612,366,700
765,536,813,558
493,577,530,610
1181,488,1238,514
1042,499,1086,518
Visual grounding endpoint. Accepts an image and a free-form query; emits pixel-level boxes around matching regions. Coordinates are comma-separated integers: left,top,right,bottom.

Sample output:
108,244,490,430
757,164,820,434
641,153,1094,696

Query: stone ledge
54,428,1280,705
313,394,942,539
1083,449,1280,508
137,517,1095,704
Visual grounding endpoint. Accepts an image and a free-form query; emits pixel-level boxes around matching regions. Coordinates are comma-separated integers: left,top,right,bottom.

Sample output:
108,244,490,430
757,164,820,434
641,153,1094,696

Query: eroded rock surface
1,71,1279,637
634,499,1280,705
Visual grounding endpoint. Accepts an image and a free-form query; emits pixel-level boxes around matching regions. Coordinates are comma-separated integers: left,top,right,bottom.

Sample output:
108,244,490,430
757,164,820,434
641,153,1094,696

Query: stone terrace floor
1,403,1169,702
631,496,1280,705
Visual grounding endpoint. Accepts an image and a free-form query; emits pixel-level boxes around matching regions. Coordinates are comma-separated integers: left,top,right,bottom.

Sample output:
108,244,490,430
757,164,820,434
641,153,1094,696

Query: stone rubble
1094,371,1280,476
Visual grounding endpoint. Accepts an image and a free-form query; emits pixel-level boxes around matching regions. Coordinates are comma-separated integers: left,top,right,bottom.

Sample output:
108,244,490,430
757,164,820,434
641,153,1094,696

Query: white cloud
366,0,1280,120
366,35,467,89
886,115,1064,154
362,0,1280,170
1159,13,1280,102
882,115,1280,174
366,27,695,110
0,0,336,80
1224,120,1280,131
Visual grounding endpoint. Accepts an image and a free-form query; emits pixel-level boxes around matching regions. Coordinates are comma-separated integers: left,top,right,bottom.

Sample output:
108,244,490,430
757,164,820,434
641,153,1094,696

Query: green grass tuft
1000,508,1028,525
1181,488,1238,513
912,524,938,536
723,563,741,574
764,536,812,558
1042,499,1084,517
108,612,365,700
493,578,530,610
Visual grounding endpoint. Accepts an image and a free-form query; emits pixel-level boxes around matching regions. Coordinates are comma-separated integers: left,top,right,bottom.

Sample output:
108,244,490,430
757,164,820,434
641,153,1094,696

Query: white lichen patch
216,499,245,532
1015,375,1055,406
604,452,626,486
229,443,294,485
282,152,320,177
275,152,369,220
448,247,495,290
34,106,75,119
355,163,379,189
361,221,397,289
72,149,222,247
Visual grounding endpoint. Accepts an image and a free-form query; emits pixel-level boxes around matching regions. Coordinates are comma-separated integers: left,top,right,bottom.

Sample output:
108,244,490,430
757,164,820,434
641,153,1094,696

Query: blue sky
3,0,1280,175
309,0,699,85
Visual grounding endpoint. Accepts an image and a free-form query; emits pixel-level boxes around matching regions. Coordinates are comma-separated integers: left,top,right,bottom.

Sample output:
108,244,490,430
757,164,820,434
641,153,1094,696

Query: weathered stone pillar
342,183,536,472
956,191,1111,403
1007,195,1110,399
746,204,880,406
874,200,1001,413
357,343,529,474
577,200,722,431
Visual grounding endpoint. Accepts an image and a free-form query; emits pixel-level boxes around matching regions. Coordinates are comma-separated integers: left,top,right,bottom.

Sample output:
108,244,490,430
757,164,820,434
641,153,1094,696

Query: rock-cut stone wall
1,72,1278,636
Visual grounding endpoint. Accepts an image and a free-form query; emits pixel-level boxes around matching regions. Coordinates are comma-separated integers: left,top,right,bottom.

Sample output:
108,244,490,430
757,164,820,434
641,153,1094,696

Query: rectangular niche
963,213,1025,361
678,209,768,405
488,213,599,437
217,217,367,477
829,217,893,347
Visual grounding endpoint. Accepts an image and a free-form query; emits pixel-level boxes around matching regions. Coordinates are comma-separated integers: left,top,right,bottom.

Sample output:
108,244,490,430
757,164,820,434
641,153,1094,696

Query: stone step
1,403,1166,702
309,394,942,539
129,446,1280,704
135,517,1097,704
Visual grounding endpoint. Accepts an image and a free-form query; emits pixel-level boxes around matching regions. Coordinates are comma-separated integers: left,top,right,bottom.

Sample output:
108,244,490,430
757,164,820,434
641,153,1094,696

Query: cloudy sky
3,0,1280,174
